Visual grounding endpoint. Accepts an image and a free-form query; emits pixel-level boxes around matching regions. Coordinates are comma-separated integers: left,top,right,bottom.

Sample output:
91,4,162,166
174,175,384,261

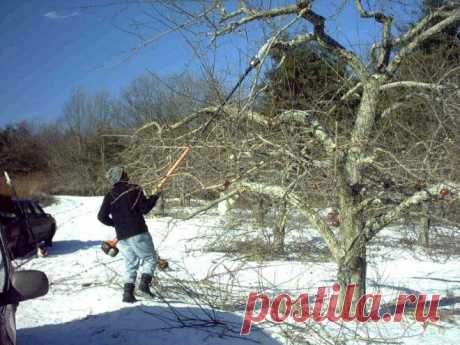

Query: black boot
137,273,154,298
122,283,137,303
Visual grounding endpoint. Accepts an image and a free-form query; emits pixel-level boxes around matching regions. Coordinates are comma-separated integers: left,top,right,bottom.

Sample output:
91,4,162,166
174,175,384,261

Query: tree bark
337,187,367,305
337,241,367,306
338,78,380,304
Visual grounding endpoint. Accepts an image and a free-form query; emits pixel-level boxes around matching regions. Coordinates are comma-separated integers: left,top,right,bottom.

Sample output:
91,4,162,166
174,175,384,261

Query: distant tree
51,88,121,194
117,72,214,129
263,39,350,115
0,122,48,174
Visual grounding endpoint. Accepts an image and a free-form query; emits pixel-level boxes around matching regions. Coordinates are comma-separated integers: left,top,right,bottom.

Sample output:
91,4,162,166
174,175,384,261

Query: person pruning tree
98,166,161,303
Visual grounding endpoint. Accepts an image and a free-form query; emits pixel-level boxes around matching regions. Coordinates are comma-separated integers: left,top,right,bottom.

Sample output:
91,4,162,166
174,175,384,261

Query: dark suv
0,196,56,258
0,224,49,345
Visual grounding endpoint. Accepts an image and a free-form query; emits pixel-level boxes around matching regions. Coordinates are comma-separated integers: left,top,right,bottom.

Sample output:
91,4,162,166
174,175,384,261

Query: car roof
0,195,39,205
14,198,31,202
12,197,38,203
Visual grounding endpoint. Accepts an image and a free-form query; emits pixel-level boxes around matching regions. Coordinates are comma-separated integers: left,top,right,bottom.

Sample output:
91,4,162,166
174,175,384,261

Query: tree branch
215,1,368,79
364,182,460,240
276,110,337,154
299,7,368,78
353,0,393,71
214,3,301,37
272,33,315,50
393,9,453,47
183,188,243,220
387,8,460,75
238,181,342,260
380,81,448,92
255,133,331,169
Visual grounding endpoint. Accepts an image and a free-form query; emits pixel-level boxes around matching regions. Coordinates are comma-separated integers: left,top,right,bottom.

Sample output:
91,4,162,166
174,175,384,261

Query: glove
101,240,119,257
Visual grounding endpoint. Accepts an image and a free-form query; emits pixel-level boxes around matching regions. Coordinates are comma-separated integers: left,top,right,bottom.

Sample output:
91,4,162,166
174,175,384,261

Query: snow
14,196,460,345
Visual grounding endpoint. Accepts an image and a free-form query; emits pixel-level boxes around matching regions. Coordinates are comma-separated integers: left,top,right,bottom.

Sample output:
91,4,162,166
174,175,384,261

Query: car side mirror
1,270,48,305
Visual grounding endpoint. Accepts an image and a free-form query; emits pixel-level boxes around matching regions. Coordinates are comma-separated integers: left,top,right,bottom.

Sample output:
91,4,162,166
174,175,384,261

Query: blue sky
0,0,197,127
0,0,419,127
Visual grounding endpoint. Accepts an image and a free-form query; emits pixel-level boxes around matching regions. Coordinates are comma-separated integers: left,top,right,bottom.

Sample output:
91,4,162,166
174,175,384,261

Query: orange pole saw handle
106,239,118,248
156,146,191,191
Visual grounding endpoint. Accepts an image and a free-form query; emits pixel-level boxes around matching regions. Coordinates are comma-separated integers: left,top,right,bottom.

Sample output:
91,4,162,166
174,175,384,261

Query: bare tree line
0,71,221,196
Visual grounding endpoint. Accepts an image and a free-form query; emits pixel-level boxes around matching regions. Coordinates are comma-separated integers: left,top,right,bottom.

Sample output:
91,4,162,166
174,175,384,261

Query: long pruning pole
156,57,260,191
198,58,260,137
108,57,261,250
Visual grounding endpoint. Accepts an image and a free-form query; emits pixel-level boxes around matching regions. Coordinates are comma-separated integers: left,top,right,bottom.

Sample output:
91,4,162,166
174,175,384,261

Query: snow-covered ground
14,196,460,345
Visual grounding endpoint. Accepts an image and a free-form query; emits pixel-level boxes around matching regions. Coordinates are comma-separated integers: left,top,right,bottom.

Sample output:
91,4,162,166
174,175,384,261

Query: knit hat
106,166,124,185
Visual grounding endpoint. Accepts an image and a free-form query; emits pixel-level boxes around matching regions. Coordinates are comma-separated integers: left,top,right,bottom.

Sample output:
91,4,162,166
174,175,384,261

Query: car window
13,203,23,216
32,203,44,215
0,197,17,219
0,210,16,219
22,202,35,215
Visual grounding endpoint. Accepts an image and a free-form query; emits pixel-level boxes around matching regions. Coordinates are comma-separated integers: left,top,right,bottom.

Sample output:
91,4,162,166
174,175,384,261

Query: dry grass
0,171,50,197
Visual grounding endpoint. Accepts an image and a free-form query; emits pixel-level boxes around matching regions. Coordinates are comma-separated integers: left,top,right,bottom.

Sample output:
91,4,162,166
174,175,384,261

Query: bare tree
123,0,460,305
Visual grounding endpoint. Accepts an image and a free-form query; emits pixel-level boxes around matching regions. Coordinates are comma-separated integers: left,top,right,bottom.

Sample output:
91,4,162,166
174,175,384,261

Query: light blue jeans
117,232,157,284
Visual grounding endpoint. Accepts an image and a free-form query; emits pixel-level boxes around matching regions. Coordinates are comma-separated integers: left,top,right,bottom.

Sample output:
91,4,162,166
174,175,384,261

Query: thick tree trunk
337,171,367,305
337,241,367,305
336,79,379,304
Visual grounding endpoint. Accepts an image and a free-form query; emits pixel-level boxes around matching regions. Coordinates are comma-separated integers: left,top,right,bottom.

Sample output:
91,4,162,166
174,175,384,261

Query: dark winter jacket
97,182,161,240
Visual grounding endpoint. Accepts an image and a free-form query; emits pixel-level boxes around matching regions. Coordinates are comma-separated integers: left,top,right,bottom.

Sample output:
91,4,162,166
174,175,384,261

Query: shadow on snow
17,305,282,345
48,240,101,255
